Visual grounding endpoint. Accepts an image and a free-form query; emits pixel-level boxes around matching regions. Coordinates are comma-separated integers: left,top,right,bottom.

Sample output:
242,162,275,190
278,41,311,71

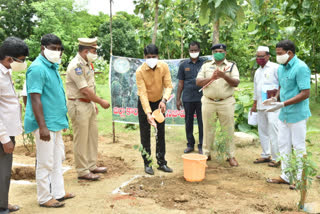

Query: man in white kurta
251,46,280,167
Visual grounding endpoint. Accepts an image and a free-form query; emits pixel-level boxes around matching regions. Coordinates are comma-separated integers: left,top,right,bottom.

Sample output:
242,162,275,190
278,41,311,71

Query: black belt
68,98,91,103
207,95,232,102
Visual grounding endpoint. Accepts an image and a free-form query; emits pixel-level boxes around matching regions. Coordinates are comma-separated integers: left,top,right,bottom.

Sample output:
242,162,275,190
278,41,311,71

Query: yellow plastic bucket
152,109,165,123
182,154,208,182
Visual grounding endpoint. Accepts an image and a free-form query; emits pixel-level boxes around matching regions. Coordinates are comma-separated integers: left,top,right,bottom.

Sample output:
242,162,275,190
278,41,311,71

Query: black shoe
198,148,203,154
0,209,9,214
157,165,173,173
145,166,154,175
184,147,194,153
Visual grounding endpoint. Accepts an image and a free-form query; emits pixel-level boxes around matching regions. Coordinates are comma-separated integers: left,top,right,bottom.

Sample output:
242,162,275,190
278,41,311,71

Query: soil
9,129,320,214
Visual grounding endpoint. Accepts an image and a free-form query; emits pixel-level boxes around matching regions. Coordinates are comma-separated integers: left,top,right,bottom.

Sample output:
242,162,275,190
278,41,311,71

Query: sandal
57,193,76,202
268,161,281,167
8,204,20,212
253,157,271,164
40,198,65,208
266,177,289,185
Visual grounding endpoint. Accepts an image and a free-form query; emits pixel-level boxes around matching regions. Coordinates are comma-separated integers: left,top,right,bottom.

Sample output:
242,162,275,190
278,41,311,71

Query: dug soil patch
11,166,35,180
124,161,298,214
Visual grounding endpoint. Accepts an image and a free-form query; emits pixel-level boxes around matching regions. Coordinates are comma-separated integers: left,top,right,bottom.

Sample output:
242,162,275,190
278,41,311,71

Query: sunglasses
10,56,26,63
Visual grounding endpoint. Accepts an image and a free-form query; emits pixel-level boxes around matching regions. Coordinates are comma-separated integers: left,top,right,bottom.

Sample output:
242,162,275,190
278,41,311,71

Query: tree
152,0,159,44
0,0,38,42
199,0,244,44
98,12,142,61
25,0,107,62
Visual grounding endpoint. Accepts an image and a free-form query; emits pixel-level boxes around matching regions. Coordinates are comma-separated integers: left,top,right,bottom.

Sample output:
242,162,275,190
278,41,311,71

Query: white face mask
276,52,290,64
189,52,200,59
10,61,27,72
44,48,61,63
87,52,98,62
146,58,158,69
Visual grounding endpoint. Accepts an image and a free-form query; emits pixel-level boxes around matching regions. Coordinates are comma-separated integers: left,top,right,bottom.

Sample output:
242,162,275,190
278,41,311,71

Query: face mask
10,61,27,71
256,58,267,67
87,52,98,62
146,58,158,69
276,52,289,64
44,48,61,63
190,52,200,59
213,52,225,61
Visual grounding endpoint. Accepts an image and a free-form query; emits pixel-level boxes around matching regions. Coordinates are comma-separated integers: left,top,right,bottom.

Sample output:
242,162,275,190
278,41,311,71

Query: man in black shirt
176,41,204,154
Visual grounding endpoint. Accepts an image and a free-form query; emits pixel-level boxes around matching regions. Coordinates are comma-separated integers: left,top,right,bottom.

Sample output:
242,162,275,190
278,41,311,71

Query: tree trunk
152,0,159,44
109,0,113,55
212,19,220,45
313,40,318,96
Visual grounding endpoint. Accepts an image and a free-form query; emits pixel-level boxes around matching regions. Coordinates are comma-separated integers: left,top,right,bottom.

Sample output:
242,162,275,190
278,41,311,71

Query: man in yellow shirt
136,44,173,175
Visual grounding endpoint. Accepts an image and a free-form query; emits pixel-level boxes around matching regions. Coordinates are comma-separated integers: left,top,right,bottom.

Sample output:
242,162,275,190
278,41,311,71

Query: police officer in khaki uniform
196,44,240,167
66,38,110,181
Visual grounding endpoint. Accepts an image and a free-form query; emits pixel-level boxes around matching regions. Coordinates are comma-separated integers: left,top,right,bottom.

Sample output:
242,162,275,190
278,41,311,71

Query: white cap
257,46,269,52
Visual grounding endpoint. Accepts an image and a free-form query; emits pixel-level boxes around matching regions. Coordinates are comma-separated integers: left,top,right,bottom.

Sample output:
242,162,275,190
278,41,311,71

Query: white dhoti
278,120,307,183
257,110,280,160
34,129,65,204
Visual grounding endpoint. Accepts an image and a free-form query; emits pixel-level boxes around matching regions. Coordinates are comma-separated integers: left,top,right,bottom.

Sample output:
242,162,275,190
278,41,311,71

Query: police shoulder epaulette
203,60,213,64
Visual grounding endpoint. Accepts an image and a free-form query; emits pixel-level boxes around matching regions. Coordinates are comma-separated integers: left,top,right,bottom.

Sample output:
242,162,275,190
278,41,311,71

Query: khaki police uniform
197,59,239,158
66,38,98,177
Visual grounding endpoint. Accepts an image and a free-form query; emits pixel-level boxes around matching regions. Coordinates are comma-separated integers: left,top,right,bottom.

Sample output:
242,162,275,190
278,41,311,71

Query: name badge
185,67,190,71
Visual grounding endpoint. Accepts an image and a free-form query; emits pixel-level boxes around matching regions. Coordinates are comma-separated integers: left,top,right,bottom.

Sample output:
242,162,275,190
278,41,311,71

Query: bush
234,84,258,137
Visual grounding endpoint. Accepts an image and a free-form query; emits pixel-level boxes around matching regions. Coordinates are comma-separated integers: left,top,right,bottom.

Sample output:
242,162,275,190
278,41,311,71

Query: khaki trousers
67,100,98,177
201,96,235,158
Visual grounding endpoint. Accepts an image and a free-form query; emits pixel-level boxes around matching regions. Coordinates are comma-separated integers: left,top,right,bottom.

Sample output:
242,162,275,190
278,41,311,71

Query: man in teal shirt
25,34,74,208
264,40,311,188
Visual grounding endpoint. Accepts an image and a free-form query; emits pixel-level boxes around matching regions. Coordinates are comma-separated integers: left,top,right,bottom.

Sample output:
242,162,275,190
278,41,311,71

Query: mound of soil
11,166,35,180
64,140,131,178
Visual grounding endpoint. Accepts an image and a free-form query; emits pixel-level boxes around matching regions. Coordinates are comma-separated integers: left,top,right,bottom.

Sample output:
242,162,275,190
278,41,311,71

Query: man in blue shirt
176,42,204,154
264,40,311,188
25,34,74,208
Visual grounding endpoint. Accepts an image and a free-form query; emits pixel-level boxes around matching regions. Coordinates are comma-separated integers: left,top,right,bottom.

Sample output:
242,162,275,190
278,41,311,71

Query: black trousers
138,98,167,166
0,136,15,211
183,102,203,149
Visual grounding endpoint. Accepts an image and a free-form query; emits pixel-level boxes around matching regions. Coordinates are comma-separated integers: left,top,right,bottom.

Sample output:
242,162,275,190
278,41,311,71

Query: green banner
110,55,212,125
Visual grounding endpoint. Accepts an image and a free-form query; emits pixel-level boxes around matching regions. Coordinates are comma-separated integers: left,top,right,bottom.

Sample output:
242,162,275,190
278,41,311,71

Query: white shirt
253,61,279,110
0,63,22,144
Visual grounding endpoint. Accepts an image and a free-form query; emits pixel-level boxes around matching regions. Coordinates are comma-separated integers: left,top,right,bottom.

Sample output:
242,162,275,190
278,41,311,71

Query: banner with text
109,55,211,125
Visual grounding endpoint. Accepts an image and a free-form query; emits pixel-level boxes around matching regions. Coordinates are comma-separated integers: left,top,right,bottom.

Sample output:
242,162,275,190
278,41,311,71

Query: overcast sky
75,0,135,15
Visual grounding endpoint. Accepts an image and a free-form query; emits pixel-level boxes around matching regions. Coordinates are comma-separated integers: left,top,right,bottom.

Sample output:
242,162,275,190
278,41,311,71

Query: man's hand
214,68,226,79
95,104,99,114
265,102,284,112
147,113,157,128
250,105,257,114
159,101,166,113
262,97,277,106
176,99,182,110
100,100,110,109
39,126,50,141
3,141,15,154
210,70,218,81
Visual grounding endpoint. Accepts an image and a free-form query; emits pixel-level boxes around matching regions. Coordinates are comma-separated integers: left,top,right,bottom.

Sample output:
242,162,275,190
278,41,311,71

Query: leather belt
207,95,232,102
68,98,91,103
